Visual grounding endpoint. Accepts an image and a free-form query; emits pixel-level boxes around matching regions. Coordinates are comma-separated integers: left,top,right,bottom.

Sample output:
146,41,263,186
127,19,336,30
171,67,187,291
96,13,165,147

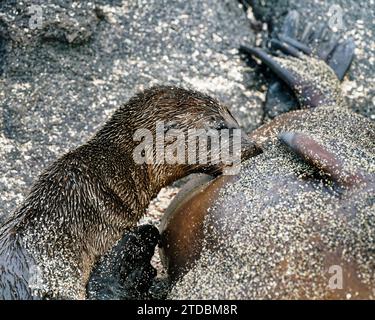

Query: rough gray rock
0,0,262,221
0,1,100,45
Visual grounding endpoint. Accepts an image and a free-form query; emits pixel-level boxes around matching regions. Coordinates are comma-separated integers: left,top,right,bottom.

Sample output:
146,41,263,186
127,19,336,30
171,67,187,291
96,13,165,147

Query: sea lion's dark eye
215,121,227,130
164,121,178,133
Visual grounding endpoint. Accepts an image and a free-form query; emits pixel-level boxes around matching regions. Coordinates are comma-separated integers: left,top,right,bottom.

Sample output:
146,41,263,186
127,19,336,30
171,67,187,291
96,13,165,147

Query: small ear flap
279,132,367,188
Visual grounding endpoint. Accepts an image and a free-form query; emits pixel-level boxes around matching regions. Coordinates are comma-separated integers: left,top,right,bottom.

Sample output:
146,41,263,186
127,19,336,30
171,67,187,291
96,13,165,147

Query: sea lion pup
0,86,260,300
161,14,375,299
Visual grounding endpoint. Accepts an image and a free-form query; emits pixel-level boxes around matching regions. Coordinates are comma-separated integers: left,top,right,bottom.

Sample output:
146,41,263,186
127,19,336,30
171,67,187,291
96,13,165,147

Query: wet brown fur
0,86,256,299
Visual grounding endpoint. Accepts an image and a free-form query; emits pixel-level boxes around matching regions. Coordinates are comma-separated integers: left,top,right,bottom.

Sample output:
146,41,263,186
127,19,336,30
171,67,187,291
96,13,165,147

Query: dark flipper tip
328,38,355,80
278,34,312,55
317,33,340,61
281,10,300,38
270,38,302,58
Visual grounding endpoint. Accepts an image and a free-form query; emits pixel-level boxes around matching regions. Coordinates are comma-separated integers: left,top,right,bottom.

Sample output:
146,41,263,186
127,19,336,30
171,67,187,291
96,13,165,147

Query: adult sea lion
160,14,375,299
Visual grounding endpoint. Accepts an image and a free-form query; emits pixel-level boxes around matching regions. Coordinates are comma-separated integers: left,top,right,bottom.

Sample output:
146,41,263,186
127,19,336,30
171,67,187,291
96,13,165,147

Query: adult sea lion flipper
327,38,355,81
275,26,355,81
254,11,302,118
279,132,370,189
240,11,355,112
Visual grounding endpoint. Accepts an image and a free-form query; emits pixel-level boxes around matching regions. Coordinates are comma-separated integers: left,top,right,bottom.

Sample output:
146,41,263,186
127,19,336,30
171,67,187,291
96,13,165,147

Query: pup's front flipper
87,224,161,300
240,10,355,117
